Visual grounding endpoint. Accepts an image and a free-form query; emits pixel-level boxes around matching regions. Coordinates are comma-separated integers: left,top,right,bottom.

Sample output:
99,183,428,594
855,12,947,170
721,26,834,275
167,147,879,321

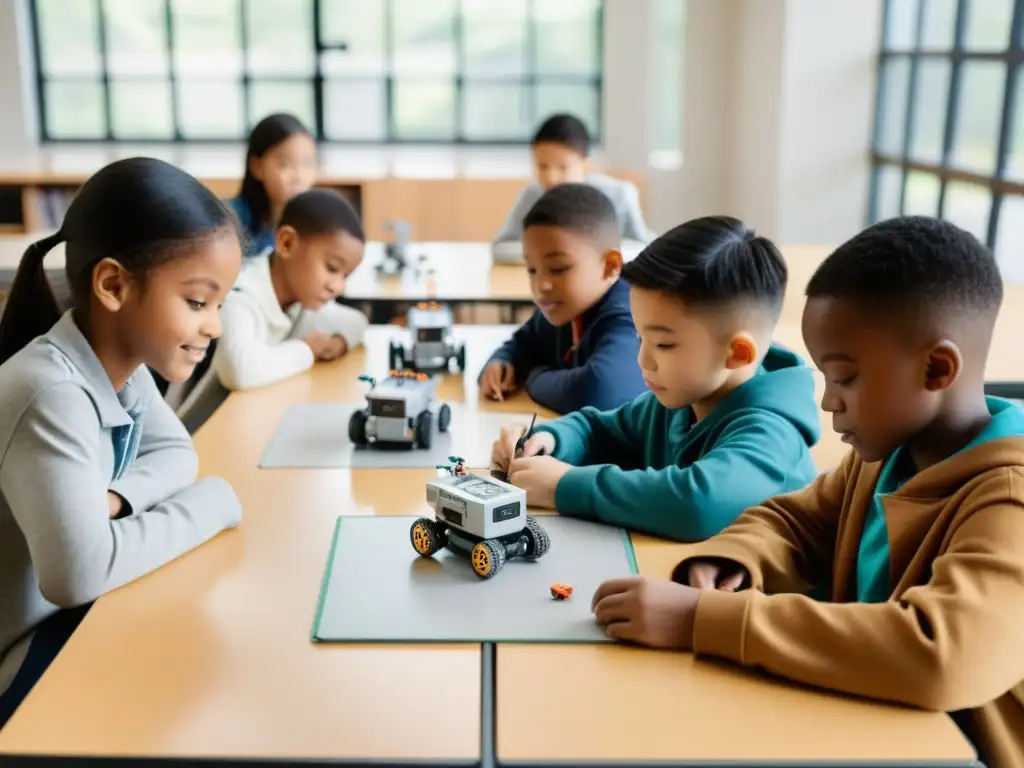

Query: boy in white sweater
214,188,368,390
176,188,368,418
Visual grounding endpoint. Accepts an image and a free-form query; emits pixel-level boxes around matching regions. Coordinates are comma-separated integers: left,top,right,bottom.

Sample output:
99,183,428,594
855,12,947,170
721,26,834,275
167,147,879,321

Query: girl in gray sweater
0,157,244,727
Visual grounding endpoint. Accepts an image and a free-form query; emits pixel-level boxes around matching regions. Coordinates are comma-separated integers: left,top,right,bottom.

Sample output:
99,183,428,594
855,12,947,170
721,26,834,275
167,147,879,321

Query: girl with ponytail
0,157,244,727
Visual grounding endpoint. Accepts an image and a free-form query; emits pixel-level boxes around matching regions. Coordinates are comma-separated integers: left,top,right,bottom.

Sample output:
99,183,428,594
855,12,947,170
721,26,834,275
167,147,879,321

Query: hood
695,344,822,449
896,396,1024,499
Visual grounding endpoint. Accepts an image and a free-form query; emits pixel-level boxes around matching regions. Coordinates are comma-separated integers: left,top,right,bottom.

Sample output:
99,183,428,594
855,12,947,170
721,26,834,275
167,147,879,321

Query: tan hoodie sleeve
671,451,853,594
687,469,1024,713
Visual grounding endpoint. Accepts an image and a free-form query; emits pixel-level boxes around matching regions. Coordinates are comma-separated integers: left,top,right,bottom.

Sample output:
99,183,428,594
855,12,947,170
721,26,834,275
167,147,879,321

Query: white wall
0,0,882,247
0,0,37,154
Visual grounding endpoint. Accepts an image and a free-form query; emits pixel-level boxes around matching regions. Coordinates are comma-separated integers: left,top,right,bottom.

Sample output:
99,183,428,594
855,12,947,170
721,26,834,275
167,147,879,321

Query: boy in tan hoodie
590,216,1024,768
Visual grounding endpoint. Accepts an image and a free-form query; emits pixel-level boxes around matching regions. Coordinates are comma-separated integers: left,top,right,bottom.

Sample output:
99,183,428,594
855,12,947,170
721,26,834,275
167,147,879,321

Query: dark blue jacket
481,278,645,414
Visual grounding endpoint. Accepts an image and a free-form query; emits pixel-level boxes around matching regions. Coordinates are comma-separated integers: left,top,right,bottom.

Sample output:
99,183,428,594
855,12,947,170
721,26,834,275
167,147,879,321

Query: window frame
27,0,605,145
868,0,1024,254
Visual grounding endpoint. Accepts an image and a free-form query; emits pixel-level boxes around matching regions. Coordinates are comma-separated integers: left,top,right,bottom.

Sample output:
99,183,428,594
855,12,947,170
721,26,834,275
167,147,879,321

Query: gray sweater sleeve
491,184,541,246
1,382,242,608
109,368,201,513
616,181,655,243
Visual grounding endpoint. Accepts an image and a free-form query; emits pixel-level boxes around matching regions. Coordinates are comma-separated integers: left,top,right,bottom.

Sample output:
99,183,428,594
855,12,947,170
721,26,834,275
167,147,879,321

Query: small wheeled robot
410,457,550,579
376,220,411,276
349,372,451,450
389,302,466,373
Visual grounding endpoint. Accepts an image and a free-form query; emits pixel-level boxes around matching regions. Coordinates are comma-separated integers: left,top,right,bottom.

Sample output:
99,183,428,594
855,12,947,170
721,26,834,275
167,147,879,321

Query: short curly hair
806,216,1002,319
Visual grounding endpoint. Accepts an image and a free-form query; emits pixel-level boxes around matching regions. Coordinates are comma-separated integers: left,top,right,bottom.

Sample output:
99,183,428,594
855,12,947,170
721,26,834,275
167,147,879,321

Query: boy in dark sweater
479,183,645,414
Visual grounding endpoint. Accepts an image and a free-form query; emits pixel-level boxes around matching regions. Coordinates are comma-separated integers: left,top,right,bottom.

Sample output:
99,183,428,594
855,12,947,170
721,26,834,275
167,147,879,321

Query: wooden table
0,322,979,766
0,325,535,765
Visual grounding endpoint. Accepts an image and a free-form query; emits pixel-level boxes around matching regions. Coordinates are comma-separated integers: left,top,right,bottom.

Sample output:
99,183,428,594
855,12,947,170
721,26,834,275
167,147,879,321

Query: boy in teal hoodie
491,215,821,542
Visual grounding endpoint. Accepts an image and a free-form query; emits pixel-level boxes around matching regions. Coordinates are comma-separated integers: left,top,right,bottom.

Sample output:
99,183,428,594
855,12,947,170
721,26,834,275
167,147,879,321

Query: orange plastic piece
550,583,573,600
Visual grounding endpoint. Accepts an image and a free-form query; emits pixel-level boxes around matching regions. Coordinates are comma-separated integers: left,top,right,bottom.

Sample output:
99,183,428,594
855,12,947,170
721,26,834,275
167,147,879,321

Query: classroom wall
645,0,883,245
0,0,37,155
0,0,882,248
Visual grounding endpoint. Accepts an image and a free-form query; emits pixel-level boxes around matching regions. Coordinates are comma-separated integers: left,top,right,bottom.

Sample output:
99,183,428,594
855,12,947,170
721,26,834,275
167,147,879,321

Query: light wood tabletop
495,532,977,765
0,325,537,763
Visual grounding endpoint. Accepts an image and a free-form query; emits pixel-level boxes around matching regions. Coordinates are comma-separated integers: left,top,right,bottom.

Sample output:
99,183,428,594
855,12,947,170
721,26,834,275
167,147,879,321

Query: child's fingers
523,434,548,457
719,570,746,592
688,562,719,590
500,364,515,389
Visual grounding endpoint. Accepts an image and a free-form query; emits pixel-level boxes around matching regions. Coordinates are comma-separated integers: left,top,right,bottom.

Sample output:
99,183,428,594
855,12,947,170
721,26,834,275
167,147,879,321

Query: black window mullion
96,0,113,140
28,0,50,141
985,0,1024,249
866,0,894,223
165,0,182,140
896,0,927,214
312,0,325,140
385,0,394,141
525,0,538,131
593,0,604,144
238,0,252,133
937,0,971,216
454,0,464,143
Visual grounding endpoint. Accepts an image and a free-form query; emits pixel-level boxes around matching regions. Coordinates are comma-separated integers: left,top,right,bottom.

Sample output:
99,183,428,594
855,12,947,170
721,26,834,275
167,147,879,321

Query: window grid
28,0,604,144
869,0,1024,264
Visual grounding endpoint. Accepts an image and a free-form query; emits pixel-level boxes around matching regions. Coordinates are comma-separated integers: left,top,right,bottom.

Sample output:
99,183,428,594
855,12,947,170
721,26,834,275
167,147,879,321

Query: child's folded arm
311,302,369,351
617,181,655,243
670,455,850,594
2,384,241,608
490,186,534,246
479,311,545,386
690,481,1024,712
553,412,817,543
108,367,200,514
523,314,642,414
536,392,651,466
214,298,315,391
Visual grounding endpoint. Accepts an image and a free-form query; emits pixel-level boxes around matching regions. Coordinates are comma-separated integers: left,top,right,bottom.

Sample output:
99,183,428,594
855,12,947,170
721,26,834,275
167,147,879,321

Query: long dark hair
0,157,238,366
238,112,313,231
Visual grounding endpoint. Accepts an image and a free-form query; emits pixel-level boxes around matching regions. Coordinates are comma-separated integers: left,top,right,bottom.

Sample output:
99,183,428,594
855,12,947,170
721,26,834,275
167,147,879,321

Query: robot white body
349,372,451,449
411,463,550,579
390,302,466,373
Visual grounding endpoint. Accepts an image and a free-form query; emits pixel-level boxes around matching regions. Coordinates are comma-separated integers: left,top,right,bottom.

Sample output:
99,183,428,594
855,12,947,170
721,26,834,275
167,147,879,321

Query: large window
869,0,1024,277
30,0,603,144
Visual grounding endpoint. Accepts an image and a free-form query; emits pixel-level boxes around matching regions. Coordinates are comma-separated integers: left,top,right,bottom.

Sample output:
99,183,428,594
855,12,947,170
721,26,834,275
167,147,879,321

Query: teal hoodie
534,345,821,541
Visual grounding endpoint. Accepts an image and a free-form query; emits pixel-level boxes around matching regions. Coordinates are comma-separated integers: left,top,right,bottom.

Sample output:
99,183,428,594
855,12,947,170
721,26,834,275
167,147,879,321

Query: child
228,112,317,259
493,216,821,542
210,187,368,391
590,216,1024,768
479,182,646,414
491,113,653,263
0,157,244,728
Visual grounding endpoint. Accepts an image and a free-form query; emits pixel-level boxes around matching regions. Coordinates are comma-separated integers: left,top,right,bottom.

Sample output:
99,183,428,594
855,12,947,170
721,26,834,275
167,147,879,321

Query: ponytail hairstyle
621,215,788,321
0,157,239,366
238,112,314,230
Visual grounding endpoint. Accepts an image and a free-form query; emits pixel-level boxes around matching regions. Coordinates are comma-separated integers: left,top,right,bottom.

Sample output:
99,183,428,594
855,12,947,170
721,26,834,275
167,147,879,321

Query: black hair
622,215,788,317
805,215,1003,320
238,112,314,230
521,182,619,244
279,188,365,242
531,113,590,156
0,157,239,366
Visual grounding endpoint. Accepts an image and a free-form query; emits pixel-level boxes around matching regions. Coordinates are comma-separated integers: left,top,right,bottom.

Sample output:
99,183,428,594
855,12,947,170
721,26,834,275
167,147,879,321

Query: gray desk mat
311,515,638,643
259,402,527,468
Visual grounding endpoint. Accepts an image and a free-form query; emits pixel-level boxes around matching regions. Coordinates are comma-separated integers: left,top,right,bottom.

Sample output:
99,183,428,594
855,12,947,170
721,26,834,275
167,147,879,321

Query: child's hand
303,330,335,359
317,335,348,361
480,361,516,401
591,576,699,649
685,559,748,591
107,491,124,519
491,425,555,471
507,454,570,508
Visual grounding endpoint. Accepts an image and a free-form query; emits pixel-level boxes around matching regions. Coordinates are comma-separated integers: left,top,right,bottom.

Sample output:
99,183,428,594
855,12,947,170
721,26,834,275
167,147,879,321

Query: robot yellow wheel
409,517,444,557
470,539,506,579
